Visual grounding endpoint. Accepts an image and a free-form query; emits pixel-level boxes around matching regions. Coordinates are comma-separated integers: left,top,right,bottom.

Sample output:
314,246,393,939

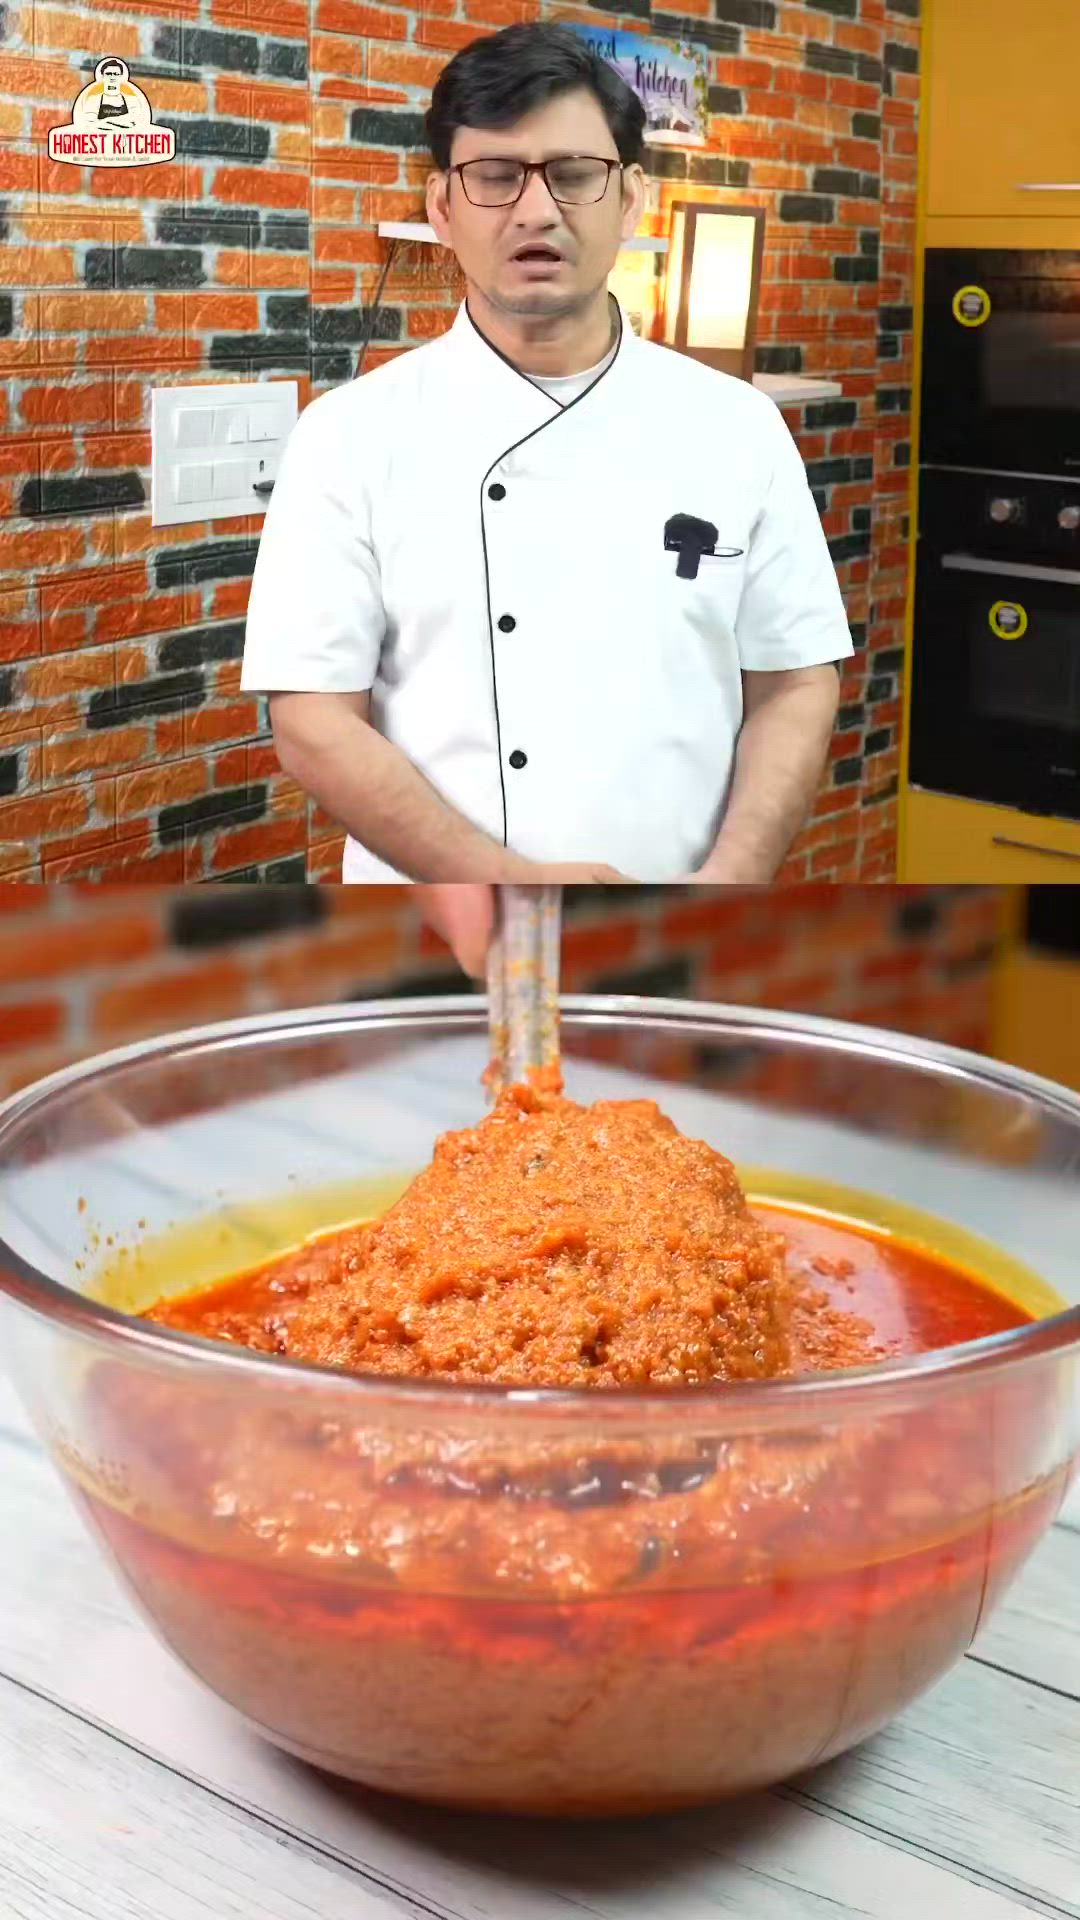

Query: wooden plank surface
0,1376,1076,1920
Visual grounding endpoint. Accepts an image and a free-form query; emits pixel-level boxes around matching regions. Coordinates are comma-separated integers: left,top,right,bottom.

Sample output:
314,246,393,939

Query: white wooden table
2,1036,1078,1918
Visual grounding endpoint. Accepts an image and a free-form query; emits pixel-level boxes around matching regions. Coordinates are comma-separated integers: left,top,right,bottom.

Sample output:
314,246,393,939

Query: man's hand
416,868,634,980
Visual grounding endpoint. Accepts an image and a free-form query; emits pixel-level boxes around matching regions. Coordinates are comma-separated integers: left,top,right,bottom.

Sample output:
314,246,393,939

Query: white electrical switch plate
151,381,300,528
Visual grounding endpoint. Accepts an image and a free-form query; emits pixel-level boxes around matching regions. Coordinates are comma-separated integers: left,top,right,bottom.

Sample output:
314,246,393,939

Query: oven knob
1059,504,1080,532
989,496,1022,524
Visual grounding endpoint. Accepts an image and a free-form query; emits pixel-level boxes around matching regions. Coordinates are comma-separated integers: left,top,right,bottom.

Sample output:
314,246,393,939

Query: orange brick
183,293,261,332
17,381,113,428
215,79,310,124
368,45,446,86
0,524,86,575
315,0,409,34
0,998,65,1048
115,759,209,819
91,959,250,1038
0,910,160,985
214,167,310,209
42,726,153,781
94,593,187,646
43,838,186,883
184,698,261,748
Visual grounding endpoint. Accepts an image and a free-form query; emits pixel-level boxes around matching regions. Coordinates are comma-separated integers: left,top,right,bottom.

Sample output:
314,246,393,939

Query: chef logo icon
48,58,176,168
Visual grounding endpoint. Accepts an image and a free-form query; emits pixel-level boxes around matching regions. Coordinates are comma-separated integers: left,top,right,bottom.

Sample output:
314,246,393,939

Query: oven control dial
988,496,1022,524
1058,503,1080,533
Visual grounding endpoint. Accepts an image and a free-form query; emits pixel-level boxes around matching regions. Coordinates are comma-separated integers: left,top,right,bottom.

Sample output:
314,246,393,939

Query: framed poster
569,26,709,149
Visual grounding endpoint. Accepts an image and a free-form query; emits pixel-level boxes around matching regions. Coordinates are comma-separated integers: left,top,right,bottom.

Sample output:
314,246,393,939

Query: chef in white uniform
242,22,851,885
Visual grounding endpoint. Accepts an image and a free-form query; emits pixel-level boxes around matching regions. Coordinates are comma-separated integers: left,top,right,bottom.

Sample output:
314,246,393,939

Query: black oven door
909,550,1080,818
920,250,1080,477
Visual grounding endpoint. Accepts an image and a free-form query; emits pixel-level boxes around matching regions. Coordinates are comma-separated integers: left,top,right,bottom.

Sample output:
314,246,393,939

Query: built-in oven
908,469,1080,819
921,249,1080,478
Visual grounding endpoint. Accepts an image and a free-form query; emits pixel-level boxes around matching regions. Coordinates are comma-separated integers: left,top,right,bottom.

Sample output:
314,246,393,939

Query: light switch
211,458,251,498
175,463,212,504
247,408,284,444
174,409,214,450
223,409,248,446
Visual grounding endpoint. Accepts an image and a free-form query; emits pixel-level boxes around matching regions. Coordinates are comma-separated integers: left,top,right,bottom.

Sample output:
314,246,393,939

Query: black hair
424,22,646,173
100,60,125,73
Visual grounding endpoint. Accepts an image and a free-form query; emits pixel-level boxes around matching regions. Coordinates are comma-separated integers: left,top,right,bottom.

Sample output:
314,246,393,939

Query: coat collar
444,288,638,412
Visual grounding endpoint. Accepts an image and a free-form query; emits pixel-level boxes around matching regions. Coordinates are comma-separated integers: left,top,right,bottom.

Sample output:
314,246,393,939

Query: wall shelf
373,224,843,405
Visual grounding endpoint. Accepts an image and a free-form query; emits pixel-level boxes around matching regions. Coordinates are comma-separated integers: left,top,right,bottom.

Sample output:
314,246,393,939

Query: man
242,22,850,884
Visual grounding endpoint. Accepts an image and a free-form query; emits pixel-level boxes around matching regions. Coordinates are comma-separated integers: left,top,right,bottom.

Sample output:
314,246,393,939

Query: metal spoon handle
485,885,562,1094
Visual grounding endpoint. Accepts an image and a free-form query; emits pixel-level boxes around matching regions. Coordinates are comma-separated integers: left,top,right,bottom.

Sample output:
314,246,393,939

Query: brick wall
0,881,1002,1097
0,0,919,883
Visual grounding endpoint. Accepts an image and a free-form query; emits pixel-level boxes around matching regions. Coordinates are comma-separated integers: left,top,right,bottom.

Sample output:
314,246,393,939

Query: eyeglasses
451,156,623,208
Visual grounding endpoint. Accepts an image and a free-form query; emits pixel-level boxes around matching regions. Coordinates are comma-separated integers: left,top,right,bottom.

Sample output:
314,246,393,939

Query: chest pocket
657,546,747,660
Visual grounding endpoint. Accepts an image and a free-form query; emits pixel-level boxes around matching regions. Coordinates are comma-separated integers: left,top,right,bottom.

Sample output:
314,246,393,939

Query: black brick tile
849,622,867,649
652,14,742,54
0,293,12,337
208,332,311,371
805,399,857,428
838,702,865,729
884,40,919,73
828,531,872,563
711,0,777,24
155,208,260,247
586,0,650,16
805,42,857,77
312,351,355,384
170,886,326,948
812,167,863,197
88,670,205,731
873,647,905,673
350,107,427,147
153,24,259,72
699,155,749,187
755,344,803,374
646,148,688,180
834,256,879,283
852,112,881,139
267,294,309,333
881,303,913,331
877,384,912,412
178,120,272,160
852,506,872,532
159,784,268,846
833,756,863,785
896,895,940,937
265,856,309,882
263,41,307,80
707,84,744,115
894,442,911,467
263,218,309,252
860,230,881,254
867,674,893,701
780,193,836,223
878,333,900,359
0,752,16,797
158,620,246,672
0,669,13,709
865,727,892,754
20,473,145,516
154,541,258,590
816,0,857,13
853,456,874,480
806,456,854,488
87,245,206,289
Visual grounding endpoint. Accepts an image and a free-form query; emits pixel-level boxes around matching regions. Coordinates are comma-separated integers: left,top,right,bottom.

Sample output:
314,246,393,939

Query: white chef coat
241,293,852,882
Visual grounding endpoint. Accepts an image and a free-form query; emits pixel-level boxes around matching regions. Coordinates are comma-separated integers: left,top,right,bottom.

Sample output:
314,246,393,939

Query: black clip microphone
664,513,744,580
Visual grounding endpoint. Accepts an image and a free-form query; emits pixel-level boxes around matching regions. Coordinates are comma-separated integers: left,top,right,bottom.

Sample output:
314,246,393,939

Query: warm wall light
661,201,766,381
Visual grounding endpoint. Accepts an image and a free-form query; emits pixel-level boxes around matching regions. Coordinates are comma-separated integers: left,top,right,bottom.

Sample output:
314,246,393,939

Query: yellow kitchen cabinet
994,948,1080,1095
902,789,1080,882
925,0,1080,220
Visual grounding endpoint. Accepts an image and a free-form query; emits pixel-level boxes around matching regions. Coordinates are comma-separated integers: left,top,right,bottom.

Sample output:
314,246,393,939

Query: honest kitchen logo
48,58,175,167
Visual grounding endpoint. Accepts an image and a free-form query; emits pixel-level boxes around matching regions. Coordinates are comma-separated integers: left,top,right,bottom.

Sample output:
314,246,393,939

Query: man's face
426,87,646,320
102,68,123,92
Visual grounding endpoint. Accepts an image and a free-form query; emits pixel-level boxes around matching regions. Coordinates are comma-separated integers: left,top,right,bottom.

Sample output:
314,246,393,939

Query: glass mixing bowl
0,997,1078,1818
